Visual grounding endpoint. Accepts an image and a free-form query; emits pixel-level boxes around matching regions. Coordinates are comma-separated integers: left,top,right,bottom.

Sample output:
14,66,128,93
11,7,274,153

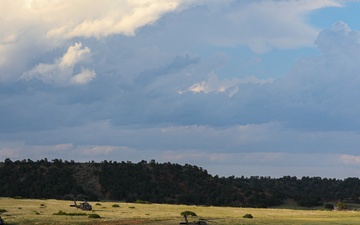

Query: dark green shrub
53,210,67,215
297,196,323,207
95,203,102,206
324,203,334,210
112,204,120,208
243,214,253,219
53,210,86,216
0,209,7,213
13,196,23,199
135,199,151,204
67,212,87,216
88,213,101,218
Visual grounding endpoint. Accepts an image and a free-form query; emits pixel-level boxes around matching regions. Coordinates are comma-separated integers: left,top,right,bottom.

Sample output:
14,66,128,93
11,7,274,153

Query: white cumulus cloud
184,72,273,97
45,0,181,39
70,68,96,85
0,0,348,82
0,0,194,81
21,42,95,86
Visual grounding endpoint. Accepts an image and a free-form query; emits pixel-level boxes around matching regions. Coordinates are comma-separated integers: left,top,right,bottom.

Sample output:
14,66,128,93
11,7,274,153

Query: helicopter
70,199,92,211
180,218,208,225
180,212,209,225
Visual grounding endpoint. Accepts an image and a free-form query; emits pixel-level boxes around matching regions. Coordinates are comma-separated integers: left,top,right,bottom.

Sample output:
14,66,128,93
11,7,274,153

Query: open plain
1,197,360,225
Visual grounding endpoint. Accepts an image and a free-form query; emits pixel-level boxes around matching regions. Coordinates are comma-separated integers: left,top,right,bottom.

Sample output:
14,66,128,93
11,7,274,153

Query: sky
1,0,360,179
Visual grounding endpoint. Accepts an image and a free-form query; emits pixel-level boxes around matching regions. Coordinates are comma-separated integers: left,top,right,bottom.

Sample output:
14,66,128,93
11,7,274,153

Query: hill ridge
1,158,359,208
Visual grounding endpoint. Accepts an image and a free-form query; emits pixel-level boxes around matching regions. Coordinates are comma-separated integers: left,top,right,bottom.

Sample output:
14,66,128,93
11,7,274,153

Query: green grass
1,197,360,225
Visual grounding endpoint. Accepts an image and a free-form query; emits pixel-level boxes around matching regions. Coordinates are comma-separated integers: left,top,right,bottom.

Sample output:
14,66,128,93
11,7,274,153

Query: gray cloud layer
1,0,360,178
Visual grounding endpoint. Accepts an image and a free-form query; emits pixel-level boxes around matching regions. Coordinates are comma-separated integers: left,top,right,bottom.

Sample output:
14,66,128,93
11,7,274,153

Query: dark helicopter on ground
70,199,92,211
180,218,208,225
180,212,208,225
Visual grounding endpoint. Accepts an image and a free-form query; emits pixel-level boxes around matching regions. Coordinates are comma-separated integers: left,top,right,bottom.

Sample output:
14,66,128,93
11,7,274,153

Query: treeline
0,158,359,208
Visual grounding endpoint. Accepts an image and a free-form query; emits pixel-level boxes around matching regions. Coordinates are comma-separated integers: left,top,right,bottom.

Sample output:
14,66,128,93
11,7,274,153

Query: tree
180,211,197,224
336,201,347,210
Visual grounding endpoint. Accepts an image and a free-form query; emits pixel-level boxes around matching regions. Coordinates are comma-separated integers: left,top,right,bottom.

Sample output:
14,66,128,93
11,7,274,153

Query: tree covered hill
1,158,360,208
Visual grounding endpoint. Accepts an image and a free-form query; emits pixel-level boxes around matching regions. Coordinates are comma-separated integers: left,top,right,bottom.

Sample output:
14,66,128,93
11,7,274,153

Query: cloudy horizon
2,0,360,179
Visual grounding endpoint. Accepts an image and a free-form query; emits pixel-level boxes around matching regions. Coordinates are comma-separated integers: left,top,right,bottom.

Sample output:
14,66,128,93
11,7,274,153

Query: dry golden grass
1,197,360,225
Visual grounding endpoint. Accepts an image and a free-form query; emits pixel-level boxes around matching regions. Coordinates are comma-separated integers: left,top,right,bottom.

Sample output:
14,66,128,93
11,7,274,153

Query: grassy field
1,197,360,225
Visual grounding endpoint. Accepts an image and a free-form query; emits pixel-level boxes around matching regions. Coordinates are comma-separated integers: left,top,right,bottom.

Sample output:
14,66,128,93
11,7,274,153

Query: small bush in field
112,204,120,208
53,210,86,216
0,209,7,213
243,214,253,219
88,213,101,218
13,196,23,199
53,210,67,215
324,203,334,211
135,199,151,204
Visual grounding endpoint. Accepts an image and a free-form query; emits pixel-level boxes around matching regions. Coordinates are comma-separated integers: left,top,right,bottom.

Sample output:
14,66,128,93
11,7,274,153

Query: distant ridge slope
1,158,360,207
